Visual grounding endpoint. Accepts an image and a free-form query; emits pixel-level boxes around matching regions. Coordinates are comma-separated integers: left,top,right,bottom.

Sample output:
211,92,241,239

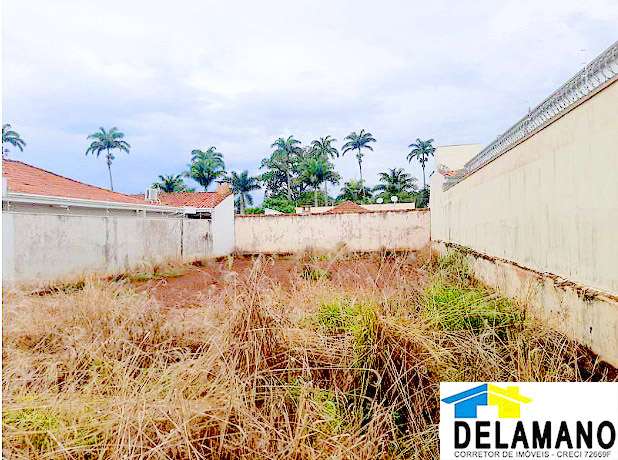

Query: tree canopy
187,147,226,190
2,124,26,157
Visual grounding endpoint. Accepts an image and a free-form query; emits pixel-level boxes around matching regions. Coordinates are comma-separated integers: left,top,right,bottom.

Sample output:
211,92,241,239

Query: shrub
263,196,296,213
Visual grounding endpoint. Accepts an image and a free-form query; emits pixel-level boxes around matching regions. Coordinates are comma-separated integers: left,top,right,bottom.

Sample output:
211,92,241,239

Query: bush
244,207,264,214
263,196,296,213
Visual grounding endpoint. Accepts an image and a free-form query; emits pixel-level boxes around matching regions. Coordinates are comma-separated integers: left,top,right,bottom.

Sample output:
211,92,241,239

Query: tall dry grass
2,250,613,459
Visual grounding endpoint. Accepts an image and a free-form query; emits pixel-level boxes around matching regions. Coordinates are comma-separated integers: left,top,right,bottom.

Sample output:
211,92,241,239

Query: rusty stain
436,240,618,304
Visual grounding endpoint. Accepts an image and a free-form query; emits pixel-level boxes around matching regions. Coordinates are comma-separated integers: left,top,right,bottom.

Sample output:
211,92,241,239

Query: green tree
85,127,130,191
2,124,26,157
310,136,339,204
227,170,261,214
263,196,296,214
337,179,372,204
373,168,418,202
299,156,339,208
342,129,376,195
407,138,435,190
187,147,226,190
152,174,193,192
414,186,430,208
270,136,302,200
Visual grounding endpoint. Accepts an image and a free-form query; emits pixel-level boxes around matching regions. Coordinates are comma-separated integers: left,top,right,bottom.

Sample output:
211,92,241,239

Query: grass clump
424,281,523,332
302,264,331,281
424,250,523,333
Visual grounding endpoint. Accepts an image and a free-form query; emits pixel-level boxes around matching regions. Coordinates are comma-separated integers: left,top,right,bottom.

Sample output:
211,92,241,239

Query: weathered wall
2,210,212,285
430,80,618,365
434,242,618,366
211,194,235,257
431,80,618,296
235,209,430,253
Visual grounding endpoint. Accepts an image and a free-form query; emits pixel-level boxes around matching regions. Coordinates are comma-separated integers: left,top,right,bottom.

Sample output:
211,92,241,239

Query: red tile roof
2,159,147,204
326,200,369,214
158,184,232,209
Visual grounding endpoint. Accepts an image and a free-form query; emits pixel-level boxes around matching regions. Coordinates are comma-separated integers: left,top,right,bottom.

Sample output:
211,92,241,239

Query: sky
2,0,617,200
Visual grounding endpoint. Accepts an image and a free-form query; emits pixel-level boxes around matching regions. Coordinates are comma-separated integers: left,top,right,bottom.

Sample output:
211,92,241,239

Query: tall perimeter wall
431,72,618,365
236,209,430,254
2,207,213,286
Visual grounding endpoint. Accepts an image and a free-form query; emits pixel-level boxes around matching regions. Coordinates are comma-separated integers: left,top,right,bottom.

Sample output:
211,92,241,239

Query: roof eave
2,192,183,213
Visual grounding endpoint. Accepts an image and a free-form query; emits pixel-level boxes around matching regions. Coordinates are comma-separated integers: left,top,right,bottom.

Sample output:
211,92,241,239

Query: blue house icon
442,384,488,418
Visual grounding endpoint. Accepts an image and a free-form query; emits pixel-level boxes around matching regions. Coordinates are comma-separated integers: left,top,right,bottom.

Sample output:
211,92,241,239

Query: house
326,201,369,214
295,201,416,214
442,383,531,419
2,159,235,284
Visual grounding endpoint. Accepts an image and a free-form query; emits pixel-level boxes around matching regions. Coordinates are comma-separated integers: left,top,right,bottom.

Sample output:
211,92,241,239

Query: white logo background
440,382,618,459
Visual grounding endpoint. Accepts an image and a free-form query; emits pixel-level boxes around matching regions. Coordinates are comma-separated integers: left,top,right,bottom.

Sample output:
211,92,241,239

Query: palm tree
300,156,340,208
337,179,372,203
152,174,193,193
271,136,302,200
373,168,418,202
310,136,339,204
227,170,261,214
187,147,226,190
407,138,435,190
2,124,26,157
85,127,130,191
191,146,223,163
342,129,376,195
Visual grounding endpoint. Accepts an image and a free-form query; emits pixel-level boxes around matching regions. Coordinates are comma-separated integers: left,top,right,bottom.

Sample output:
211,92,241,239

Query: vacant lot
2,250,614,459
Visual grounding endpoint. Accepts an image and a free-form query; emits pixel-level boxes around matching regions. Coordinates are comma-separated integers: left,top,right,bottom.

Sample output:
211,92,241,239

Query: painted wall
2,209,212,286
235,209,430,253
434,242,618,366
211,194,235,256
431,81,618,296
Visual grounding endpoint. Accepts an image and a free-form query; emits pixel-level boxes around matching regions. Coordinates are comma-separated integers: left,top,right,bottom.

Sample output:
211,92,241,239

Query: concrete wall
235,209,430,254
430,80,618,365
434,242,618,366
2,209,212,286
211,194,235,256
431,80,618,296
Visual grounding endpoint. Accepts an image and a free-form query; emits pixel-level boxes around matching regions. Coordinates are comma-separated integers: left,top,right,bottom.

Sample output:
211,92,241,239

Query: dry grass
2,250,613,459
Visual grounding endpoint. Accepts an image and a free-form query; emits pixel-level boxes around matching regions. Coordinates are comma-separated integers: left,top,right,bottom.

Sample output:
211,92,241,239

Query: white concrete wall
431,80,618,295
211,194,235,256
2,210,213,286
430,81,618,365
434,242,618,367
235,209,430,253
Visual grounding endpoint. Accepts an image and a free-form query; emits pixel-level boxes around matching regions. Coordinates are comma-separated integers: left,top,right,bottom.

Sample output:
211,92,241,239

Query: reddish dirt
133,256,300,308
133,253,426,309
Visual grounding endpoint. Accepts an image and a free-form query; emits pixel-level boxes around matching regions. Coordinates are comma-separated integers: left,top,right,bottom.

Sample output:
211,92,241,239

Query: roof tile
326,201,369,214
2,159,147,204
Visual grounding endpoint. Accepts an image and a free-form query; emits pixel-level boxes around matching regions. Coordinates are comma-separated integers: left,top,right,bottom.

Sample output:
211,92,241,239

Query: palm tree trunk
285,154,293,201
106,149,114,191
314,186,318,208
422,165,426,190
286,170,292,201
240,193,246,215
357,149,364,198
323,182,328,206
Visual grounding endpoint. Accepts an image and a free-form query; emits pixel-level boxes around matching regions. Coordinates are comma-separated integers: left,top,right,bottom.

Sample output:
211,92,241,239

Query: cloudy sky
3,0,617,198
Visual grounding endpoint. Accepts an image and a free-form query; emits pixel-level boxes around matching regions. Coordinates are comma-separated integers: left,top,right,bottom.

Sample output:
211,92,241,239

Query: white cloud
3,0,617,195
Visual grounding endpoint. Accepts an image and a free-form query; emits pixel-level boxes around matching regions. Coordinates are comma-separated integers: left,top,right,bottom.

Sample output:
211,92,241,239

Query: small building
295,201,416,214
